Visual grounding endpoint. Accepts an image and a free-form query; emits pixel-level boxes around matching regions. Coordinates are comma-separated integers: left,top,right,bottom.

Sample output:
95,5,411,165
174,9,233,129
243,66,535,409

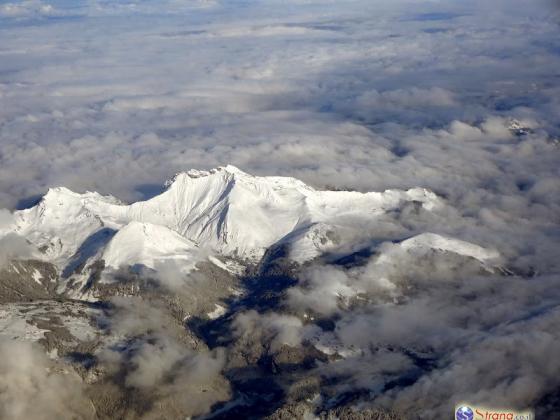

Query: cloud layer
0,0,558,208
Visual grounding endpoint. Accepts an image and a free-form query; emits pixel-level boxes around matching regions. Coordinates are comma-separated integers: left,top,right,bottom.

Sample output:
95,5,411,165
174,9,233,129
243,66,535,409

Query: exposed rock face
0,260,236,420
0,260,58,303
266,404,405,420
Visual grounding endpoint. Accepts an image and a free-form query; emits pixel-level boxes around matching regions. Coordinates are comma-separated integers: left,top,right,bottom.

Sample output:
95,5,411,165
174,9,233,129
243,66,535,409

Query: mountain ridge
2,165,500,298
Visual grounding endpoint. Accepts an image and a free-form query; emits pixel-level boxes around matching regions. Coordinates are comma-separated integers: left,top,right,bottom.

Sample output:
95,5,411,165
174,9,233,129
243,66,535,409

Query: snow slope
102,221,199,270
376,233,500,266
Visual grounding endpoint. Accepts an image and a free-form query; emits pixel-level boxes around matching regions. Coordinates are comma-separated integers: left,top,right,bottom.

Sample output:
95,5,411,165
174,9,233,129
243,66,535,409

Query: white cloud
0,1,55,18
0,340,93,420
233,310,306,351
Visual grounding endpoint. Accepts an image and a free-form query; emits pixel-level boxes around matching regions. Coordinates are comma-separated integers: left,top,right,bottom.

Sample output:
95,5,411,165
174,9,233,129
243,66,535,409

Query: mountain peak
163,165,247,188
44,186,75,199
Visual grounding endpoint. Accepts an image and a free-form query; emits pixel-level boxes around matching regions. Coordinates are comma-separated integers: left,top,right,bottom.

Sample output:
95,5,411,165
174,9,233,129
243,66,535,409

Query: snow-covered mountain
0,166,510,420
2,165,500,297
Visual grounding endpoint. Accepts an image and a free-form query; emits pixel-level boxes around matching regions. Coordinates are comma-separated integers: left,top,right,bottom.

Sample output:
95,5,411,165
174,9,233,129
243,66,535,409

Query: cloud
0,0,559,212
284,256,560,416
0,1,55,18
97,296,230,417
270,220,560,416
233,310,306,351
375,302,560,416
0,339,94,420
0,208,15,230
0,210,33,267
0,227,33,267
287,266,357,317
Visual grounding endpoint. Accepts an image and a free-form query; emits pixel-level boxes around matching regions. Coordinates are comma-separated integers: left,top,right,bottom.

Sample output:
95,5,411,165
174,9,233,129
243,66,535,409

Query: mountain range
3,165,500,299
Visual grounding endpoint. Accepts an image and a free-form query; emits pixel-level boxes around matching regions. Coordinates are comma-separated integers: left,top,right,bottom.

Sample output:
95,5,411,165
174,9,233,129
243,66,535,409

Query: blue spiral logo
456,406,474,420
